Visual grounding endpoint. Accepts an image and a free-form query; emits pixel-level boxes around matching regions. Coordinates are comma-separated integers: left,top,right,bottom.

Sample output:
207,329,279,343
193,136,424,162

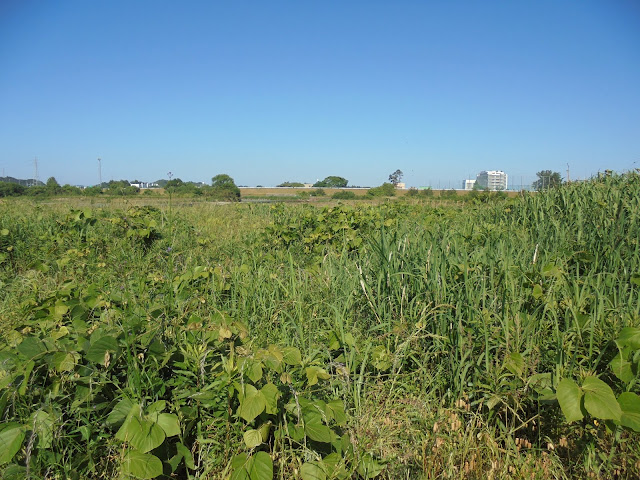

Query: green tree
532,170,562,191
46,177,61,194
388,169,403,186
0,182,25,197
211,174,241,201
313,176,348,188
277,181,305,187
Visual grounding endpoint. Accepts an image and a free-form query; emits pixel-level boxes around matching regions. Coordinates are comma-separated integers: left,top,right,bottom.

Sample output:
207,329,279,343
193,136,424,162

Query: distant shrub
439,189,458,199
0,182,25,197
367,182,396,197
465,189,508,204
277,181,305,187
310,188,326,197
332,191,356,200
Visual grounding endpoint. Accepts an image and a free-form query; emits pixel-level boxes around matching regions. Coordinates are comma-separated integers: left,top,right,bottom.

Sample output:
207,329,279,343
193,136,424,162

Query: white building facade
462,179,476,190
476,171,508,191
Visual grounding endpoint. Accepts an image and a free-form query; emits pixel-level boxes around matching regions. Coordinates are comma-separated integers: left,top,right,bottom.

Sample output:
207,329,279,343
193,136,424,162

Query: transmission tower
34,157,39,186
98,158,102,187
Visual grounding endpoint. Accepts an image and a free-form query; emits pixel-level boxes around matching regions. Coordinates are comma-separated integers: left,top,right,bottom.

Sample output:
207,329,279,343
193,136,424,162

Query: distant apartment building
462,179,476,190
476,170,508,191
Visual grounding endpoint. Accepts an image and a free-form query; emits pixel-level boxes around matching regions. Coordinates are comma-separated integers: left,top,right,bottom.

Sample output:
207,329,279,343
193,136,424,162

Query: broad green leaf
617,327,640,350
257,422,271,442
582,376,621,421
504,352,524,377
218,325,232,339
306,366,330,386
51,326,70,340
618,392,640,432
260,383,280,415
115,404,141,442
177,442,195,469
532,284,543,299
30,410,54,449
230,453,253,480
301,461,327,480
237,386,266,422
243,429,263,449
328,331,341,350
248,451,273,480
51,303,69,320
156,413,180,437
370,345,392,371
146,400,166,414
231,452,249,468
325,399,347,425
121,451,163,479
282,346,302,366
128,419,166,453
18,361,34,396
557,378,584,422
247,362,263,383
52,352,76,373
0,423,25,464
343,333,355,347
261,345,283,371
609,350,635,384
107,398,135,427
305,420,332,443
16,336,46,360
86,336,118,364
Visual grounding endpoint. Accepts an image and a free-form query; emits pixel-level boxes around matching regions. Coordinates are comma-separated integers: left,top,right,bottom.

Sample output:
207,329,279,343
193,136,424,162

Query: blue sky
1,1,638,188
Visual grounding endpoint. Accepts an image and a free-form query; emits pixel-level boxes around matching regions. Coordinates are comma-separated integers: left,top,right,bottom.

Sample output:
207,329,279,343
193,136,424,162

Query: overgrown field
1,173,639,479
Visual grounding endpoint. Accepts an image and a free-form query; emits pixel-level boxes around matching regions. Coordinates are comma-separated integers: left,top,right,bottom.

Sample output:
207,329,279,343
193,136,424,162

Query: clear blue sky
1,1,639,188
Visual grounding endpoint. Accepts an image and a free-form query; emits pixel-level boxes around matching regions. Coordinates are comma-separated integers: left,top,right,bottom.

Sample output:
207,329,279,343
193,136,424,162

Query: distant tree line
0,174,241,201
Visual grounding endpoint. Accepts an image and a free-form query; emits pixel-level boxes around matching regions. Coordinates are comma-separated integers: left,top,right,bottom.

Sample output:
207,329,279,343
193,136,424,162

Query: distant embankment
239,187,519,198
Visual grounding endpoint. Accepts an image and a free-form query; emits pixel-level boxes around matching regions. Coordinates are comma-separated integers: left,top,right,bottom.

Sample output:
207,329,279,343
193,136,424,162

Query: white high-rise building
476,170,508,191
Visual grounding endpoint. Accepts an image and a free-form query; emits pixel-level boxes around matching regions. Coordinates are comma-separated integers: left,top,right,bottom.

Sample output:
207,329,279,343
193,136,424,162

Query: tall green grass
0,172,638,478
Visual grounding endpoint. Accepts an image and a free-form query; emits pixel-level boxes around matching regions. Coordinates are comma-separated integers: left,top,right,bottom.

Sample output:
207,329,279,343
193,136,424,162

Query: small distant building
395,182,406,189
462,179,476,190
476,171,508,191
130,182,159,189
303,183,314,188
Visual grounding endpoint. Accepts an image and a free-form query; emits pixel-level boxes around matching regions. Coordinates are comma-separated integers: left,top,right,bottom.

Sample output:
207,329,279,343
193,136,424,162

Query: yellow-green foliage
0,172,639,479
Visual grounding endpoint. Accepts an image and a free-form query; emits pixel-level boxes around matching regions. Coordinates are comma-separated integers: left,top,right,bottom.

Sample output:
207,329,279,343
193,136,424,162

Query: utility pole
98,158,102,188
566,163,570,183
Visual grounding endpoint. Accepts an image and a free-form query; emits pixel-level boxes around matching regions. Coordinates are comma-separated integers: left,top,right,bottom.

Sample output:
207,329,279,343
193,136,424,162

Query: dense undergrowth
0,172,639,479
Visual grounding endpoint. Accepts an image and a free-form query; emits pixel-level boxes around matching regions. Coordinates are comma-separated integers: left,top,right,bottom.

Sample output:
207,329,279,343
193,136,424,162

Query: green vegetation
211,174,241,201
533,170,563,190
367,182,396,197
277,182,305,187
331,191,356,200
313,176,348,188
0,172,639,479
388,169,403,186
